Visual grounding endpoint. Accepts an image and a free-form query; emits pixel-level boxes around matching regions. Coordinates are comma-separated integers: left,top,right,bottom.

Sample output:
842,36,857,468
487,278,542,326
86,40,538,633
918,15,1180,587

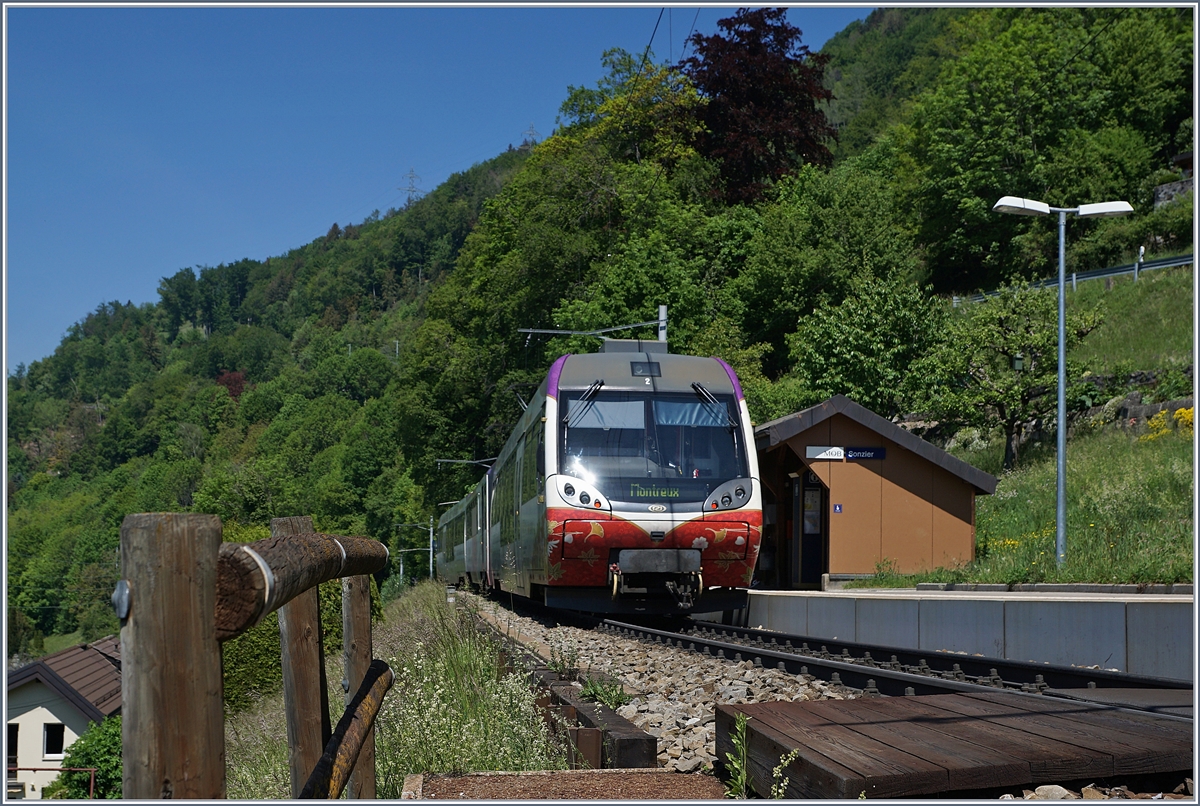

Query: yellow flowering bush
1138,410,1170,441
1140,407,1193,442
1173,406,1193,436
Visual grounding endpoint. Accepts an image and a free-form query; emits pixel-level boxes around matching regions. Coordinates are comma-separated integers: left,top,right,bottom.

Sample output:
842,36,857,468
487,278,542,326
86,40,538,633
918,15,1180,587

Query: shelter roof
755,395,998,495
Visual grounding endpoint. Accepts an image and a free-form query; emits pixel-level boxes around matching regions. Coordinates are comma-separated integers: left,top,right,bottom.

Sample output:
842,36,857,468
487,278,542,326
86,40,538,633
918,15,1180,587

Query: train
435,339,762,615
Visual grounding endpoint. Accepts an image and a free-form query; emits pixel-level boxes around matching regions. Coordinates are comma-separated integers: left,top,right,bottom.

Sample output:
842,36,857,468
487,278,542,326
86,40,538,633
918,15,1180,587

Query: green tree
912,284,1102,470
7,607,44,658
731,160,921,376
821,8,975,160
157,268,198,338
788,274,947,418
42,716,122,799
905,8,1192,292
559,48,705,170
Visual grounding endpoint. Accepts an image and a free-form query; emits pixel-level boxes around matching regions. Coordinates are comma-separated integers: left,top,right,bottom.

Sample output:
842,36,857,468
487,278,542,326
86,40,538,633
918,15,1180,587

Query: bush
41,716,121,799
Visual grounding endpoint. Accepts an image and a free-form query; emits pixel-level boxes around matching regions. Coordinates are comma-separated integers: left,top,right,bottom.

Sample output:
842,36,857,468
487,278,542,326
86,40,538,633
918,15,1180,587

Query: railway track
486,591,1191,717
597,618,1192,715
472,593,1193,797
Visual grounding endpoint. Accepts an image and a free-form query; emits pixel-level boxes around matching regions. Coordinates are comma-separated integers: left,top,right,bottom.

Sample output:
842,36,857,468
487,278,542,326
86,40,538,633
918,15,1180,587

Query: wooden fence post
274,516,332,798
342,574,374,798
119,513,225,799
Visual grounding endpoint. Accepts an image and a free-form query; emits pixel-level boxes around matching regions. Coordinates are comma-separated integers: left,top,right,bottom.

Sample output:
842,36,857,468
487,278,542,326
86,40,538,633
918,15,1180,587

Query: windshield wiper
692,382,738,430
564,379,605,427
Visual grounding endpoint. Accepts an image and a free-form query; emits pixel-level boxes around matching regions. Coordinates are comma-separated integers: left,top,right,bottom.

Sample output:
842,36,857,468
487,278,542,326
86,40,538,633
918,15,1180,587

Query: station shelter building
753,395,998,590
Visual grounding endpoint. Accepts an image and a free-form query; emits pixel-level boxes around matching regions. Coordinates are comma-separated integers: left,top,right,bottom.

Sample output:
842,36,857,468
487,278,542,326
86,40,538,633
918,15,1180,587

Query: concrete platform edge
745,589,1194,682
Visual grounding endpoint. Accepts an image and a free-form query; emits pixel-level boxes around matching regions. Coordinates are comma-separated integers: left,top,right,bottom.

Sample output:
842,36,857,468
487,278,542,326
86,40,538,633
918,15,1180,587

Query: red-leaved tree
680,8,836,204
216,370,246,400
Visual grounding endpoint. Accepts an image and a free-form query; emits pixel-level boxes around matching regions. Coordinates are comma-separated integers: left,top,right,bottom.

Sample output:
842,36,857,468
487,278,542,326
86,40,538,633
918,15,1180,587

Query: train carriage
435,497,468,587
439,339,762,615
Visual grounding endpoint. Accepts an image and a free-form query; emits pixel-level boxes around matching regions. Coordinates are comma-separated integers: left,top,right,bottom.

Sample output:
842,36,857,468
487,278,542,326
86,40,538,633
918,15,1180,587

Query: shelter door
795,470,826,585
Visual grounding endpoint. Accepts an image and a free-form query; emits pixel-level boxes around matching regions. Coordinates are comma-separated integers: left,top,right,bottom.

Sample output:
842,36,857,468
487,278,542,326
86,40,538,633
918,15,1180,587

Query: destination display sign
628,482,682,499
805,446,886,461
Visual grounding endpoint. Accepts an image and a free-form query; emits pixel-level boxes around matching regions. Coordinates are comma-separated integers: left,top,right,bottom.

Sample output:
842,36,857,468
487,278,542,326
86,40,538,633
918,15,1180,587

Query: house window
43,724,65,759
7,724,17,778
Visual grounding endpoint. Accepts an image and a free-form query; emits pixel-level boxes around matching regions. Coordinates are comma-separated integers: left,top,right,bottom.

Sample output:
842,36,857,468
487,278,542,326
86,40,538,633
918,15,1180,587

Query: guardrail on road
955,254,1194,305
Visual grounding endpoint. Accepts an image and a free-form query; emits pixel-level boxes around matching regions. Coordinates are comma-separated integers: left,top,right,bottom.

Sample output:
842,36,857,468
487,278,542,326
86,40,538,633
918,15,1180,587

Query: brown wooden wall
779,413,976,576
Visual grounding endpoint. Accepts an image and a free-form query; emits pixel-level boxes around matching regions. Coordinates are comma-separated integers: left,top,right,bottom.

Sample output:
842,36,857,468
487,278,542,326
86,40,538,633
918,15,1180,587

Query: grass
224,581,569,798
225,701,293,799
1067,263,1193,376
373,582,569,794
42,630,83,654
579,674,631,710
851,424,1193,587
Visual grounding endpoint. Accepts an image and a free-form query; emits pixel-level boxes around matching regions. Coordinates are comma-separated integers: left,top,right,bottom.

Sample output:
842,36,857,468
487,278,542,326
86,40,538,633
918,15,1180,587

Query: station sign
805,446,886,461
845,447,886,460
805,446,844,460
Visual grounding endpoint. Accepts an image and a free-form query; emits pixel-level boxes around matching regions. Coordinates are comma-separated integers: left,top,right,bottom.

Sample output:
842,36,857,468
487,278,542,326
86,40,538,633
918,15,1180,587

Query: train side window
536,428,545,479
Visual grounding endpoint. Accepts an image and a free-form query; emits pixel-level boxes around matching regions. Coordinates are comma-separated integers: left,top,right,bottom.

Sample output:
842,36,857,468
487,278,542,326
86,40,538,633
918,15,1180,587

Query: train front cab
539,344,763,615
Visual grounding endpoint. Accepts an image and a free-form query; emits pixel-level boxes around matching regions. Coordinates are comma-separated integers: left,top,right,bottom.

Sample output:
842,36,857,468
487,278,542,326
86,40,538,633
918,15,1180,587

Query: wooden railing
117,513,393,799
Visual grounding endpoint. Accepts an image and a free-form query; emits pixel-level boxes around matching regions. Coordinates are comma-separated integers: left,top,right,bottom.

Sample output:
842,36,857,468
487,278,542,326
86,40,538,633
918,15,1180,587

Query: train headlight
579,491,591,505
564,483,576,498
703,477,754,512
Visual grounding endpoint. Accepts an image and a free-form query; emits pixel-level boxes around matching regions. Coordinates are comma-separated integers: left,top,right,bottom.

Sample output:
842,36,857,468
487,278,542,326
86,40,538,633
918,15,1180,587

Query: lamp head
1076,200,1133,218
993,196,1050,216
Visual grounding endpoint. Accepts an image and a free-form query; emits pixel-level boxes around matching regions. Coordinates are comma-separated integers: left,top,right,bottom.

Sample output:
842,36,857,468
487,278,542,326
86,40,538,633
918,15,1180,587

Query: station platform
707,587,1194,683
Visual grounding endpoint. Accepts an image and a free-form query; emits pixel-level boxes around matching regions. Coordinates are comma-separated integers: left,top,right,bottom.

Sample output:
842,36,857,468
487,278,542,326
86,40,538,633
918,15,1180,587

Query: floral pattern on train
545,507,762,587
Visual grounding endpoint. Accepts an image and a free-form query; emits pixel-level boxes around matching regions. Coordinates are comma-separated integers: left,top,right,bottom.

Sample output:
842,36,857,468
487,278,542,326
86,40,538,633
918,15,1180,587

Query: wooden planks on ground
716,691,1194,799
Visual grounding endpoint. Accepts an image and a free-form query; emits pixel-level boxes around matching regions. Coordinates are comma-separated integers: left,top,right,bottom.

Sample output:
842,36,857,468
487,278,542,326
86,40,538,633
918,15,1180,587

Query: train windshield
560,391,748,503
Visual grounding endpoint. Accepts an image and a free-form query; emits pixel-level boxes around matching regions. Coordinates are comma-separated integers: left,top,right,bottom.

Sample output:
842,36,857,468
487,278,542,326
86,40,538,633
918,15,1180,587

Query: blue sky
4,5,872,369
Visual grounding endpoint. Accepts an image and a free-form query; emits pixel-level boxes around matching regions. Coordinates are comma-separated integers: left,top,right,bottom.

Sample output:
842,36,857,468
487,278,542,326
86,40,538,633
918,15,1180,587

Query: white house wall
7,681,92,799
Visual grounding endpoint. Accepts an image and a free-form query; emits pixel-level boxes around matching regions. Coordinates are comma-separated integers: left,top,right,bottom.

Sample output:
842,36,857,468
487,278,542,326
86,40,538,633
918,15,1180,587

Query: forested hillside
6,7,1193,660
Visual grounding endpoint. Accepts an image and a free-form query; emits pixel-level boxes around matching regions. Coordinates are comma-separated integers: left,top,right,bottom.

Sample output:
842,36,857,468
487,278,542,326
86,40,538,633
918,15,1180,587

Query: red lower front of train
540,506,762,613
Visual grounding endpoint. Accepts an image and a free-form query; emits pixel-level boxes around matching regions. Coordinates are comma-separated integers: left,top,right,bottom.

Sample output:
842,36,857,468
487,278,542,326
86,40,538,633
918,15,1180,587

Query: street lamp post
992,196,1133,567
392,548,432,587
395,520,436,579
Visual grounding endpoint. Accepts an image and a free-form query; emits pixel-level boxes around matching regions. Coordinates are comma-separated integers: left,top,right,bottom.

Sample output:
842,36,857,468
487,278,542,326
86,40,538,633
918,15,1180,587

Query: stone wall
1153,177,1193,207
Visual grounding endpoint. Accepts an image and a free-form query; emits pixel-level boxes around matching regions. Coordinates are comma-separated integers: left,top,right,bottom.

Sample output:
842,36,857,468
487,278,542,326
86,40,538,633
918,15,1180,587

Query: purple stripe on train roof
546,354,571,399
712,357,744,401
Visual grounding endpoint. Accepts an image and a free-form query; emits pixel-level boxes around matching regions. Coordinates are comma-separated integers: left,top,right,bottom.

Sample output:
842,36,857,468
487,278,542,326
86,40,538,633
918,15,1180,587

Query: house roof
755,394,998,495
8,636,122,724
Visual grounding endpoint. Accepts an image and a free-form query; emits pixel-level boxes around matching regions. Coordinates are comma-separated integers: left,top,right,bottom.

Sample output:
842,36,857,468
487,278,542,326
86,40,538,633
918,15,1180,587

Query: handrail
8,767,97,798
216,532,388,641
299,660,396,799
119,513,391,799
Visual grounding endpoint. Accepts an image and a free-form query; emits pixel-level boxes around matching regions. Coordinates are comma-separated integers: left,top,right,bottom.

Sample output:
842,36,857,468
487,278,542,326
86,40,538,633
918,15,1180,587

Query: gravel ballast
471,594,852,772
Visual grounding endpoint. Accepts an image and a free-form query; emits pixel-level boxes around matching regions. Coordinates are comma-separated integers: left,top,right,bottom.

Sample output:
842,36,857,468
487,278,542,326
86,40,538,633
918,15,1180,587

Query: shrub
41,716,121,799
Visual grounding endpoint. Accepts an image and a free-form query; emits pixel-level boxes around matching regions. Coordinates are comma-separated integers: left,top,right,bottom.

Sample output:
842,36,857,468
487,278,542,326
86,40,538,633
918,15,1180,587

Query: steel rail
690,621,1193,693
